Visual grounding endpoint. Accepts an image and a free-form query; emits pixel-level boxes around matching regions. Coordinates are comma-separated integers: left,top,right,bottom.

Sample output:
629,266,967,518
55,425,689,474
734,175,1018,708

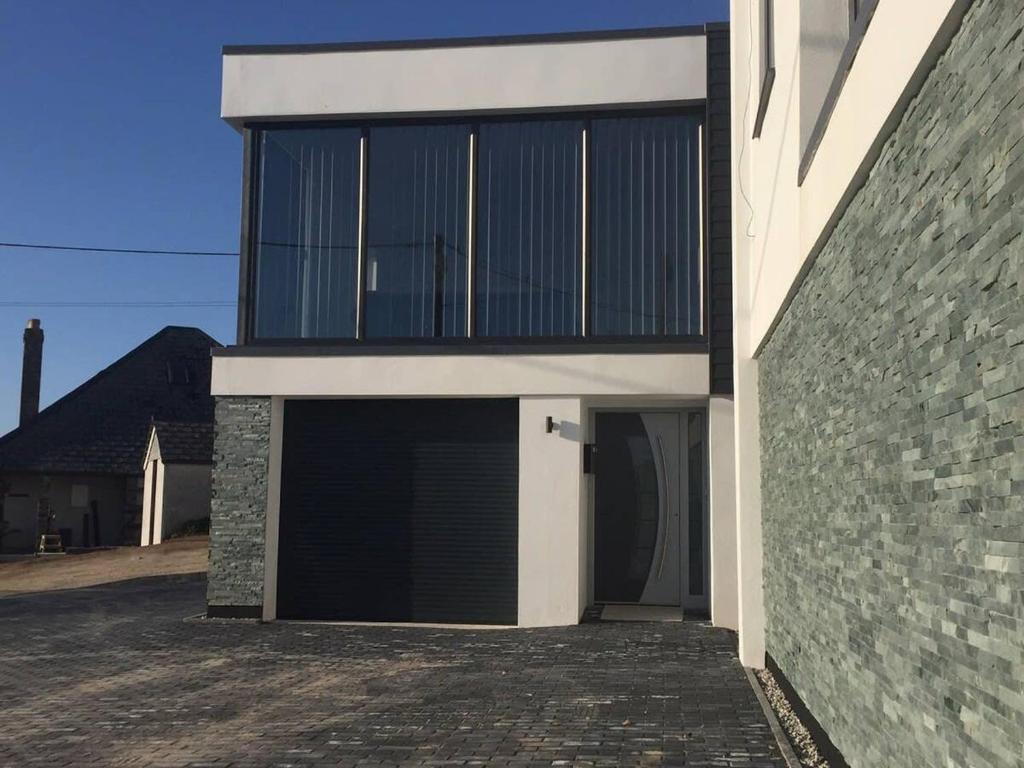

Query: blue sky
0,0,728,435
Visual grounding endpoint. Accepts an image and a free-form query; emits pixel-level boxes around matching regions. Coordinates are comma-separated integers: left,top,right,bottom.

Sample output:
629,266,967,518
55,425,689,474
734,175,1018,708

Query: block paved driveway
0,575,785,767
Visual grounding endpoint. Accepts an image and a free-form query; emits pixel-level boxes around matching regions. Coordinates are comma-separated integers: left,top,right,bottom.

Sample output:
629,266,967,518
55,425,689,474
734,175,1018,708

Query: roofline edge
221,24,714,56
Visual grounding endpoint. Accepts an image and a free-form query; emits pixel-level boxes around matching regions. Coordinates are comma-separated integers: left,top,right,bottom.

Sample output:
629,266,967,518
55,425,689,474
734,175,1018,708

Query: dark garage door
277,399,518,624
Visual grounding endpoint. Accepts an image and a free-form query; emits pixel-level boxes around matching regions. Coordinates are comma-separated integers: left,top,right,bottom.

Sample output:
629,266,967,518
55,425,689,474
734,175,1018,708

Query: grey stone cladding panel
206,396,271,608
758,2,1024,767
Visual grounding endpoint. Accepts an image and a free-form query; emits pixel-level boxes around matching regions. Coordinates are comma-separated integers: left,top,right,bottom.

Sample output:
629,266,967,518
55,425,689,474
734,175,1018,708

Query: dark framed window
365,124,470,338
475,120,583,337
589,115,703,336
753,0,775,138
797,0,880,183
242,108,706,345
251,128,361,339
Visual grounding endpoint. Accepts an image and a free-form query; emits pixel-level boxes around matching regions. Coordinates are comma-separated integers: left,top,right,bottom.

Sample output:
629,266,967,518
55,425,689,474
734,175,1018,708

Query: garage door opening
276,398,519,625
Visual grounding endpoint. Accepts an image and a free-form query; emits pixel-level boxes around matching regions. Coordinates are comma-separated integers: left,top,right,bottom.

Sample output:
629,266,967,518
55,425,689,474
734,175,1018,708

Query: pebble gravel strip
754,668,829,768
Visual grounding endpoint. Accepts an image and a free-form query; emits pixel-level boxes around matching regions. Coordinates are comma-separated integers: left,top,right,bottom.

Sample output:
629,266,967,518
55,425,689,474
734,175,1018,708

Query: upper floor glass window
476,120,583,337
365,124,469,338
252,128,361,339
247,112,703,343
589,115,702,336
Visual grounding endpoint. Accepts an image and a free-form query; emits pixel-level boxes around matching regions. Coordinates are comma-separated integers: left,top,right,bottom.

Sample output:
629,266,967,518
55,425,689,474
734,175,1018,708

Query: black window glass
365,124,470,338
475,120,583,337
589,115,702,336
252,128,361,339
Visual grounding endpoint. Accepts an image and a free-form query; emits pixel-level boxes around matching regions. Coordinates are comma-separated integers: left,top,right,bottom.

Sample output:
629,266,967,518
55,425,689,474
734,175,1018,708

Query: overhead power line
0,241,237,257
0,301,235,308
0,238,469,257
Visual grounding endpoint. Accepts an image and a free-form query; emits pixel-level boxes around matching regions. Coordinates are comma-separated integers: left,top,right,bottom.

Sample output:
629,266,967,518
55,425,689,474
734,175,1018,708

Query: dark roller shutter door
276,398,518,624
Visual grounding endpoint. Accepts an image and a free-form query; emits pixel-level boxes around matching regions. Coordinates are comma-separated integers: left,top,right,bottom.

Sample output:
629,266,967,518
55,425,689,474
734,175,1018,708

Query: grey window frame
797,0,880,183
752,0,775,138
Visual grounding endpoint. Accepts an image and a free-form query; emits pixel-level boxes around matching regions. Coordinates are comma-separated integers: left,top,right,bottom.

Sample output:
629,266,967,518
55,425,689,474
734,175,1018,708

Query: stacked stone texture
759,2,1024,766
206,396,271,608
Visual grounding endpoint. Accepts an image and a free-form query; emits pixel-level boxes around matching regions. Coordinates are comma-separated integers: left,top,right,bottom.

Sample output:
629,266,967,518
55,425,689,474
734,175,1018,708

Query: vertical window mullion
697,121,705,337
467,126,477,337
581,120,590,337
356,127,368,340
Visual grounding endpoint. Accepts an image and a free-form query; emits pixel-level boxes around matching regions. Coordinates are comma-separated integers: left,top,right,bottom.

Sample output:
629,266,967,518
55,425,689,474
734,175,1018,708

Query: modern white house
206,24,740,630
205,4,1022,764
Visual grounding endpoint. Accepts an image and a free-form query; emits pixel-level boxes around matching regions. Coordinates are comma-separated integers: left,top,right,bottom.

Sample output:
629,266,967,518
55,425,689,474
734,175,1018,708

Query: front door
594,411,707,611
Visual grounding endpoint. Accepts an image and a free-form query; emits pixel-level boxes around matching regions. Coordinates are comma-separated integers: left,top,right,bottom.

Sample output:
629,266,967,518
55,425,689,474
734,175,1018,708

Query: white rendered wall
152,462,167,544
140,460,156,546
735,0,969,353
518,397,586,627
222,35,706,124
732,357,765,666
141,430,161,546
708,395,738,631
212,353,709,399
141,461,165,547
157,464,212,544
729,0,767,667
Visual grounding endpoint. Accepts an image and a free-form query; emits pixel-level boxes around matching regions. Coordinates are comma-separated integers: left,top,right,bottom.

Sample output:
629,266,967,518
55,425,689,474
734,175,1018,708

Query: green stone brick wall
758,2,1024,766
207,396,271,609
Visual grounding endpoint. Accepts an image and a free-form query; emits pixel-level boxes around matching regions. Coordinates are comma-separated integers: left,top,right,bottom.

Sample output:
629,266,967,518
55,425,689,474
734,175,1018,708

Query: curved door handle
655,434,670,580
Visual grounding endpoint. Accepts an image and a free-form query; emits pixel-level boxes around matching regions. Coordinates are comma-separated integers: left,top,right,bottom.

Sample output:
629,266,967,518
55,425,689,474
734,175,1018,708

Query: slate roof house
0,324,220,552
728,1,1023,766
206,25,739,627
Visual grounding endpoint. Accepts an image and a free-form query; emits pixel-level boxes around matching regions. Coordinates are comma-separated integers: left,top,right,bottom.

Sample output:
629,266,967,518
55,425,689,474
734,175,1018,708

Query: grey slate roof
150,421,215,466
0,326,220,476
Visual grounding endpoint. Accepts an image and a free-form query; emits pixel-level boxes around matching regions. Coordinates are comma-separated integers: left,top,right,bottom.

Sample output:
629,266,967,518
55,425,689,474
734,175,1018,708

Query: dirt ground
0,535,208,594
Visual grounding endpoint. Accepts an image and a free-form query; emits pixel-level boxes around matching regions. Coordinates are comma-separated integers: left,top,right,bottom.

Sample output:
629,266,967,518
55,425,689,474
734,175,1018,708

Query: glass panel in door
683,411,708,612
594,412,682,606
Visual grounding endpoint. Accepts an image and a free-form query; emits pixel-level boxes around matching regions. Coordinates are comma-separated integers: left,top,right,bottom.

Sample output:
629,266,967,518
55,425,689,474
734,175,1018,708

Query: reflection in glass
365,124,470,338
589,115,702,336
476,120,583,337
594,413,659,603
252,128,361,339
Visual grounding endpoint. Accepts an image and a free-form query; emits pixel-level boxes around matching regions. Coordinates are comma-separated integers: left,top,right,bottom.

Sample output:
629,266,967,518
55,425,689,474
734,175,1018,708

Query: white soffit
222,35,707,125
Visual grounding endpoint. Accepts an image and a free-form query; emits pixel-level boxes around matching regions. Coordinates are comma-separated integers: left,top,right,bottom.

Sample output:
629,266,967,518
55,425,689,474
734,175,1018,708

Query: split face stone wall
207,396,271,610
758,1,1023,766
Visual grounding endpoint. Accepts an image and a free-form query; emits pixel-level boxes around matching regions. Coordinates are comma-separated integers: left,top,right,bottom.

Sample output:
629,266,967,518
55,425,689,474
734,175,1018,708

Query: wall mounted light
545,416,560,434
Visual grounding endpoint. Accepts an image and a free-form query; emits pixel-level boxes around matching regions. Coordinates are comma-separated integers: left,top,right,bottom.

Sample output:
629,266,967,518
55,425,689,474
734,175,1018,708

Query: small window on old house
166,360,194,385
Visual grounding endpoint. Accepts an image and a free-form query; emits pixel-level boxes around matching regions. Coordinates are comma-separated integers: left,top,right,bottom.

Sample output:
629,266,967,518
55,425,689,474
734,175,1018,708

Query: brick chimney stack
20,318,43,427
